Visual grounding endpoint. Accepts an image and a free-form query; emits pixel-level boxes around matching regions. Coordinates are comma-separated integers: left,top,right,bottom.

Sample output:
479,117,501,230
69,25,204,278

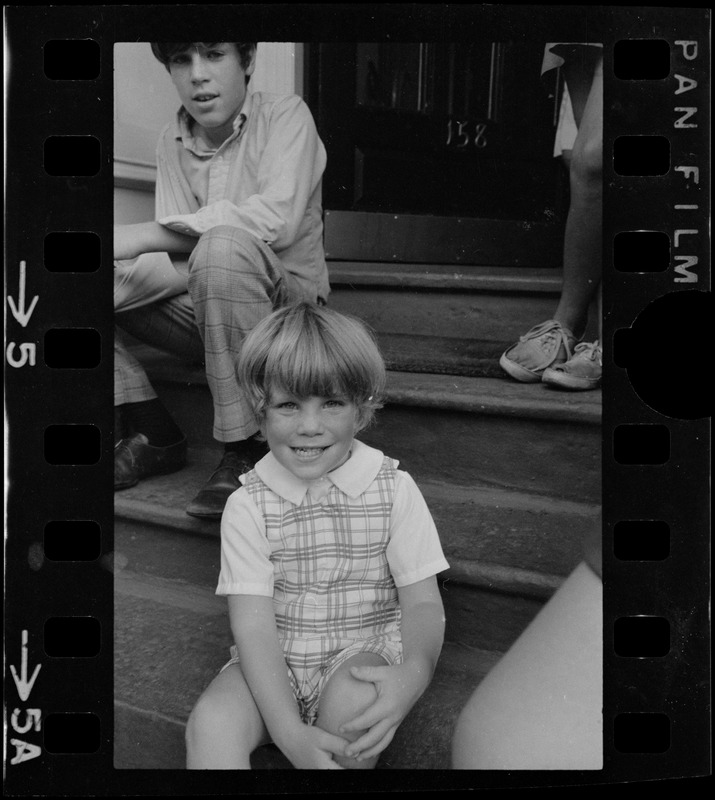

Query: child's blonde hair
238,302,386,432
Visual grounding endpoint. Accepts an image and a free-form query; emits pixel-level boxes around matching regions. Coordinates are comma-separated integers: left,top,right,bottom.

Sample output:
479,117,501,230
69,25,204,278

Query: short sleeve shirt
217,440,450,640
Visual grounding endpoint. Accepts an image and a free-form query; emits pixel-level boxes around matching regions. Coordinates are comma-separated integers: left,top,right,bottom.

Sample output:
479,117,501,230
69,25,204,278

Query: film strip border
5,10,115,791
4,5,710,792
603,13,710,781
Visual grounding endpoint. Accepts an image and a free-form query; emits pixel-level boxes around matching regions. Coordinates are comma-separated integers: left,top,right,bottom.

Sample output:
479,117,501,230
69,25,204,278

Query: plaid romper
223,454,404,724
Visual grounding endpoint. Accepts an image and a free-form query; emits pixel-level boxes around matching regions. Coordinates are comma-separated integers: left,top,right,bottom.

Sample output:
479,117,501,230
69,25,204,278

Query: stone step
113,324,600,770
329,262,565,292
115,446,597,611
133,348,601,506
375,334,508,379
113,517,505,770
327,262,600,343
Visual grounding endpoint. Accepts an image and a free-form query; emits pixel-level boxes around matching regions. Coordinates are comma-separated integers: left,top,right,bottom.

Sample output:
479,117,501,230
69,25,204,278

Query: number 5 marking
7,342,36,368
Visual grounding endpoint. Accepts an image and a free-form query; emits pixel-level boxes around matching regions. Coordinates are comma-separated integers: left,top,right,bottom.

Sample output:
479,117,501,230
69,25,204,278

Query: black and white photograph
4,4,710,793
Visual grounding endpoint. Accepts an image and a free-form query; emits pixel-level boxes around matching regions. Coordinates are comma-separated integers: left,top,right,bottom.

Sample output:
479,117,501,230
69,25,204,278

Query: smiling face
262,388,359,482
168,42,255,147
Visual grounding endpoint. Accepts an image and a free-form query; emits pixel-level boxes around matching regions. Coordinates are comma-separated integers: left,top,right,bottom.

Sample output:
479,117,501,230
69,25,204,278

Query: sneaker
543,340,602,390
499,320,578,383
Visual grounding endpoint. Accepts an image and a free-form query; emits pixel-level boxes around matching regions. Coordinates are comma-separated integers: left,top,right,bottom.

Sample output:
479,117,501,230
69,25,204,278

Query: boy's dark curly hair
151,42,256,73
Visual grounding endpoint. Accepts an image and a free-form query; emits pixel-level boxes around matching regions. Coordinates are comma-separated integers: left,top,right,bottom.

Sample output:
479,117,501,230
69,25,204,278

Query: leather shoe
114,433,187,491
186,449,264,519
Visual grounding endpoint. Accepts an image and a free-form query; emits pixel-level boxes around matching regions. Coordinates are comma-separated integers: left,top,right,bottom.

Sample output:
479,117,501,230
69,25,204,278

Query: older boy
114,42,329,518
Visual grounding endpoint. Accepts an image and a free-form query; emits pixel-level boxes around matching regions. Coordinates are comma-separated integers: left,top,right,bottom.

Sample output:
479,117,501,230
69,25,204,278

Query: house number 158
446,120,488,148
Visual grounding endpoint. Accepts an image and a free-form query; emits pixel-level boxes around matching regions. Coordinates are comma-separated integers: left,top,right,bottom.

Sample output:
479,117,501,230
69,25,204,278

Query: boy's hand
339,661,429,762
280,723,350,770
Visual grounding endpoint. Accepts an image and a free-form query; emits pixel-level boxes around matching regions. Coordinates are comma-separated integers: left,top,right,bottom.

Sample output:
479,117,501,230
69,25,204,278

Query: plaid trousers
115,226,311,442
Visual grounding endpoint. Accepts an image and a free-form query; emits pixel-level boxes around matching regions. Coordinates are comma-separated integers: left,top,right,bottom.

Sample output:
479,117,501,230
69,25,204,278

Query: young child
185,302,449,770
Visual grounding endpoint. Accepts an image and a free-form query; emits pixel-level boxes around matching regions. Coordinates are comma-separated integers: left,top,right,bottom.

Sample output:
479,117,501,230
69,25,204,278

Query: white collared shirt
217,440,449,598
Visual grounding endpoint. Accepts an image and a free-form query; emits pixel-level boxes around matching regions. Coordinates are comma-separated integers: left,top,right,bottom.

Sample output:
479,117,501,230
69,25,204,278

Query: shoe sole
498,353,545,383
113,460,186,492
186,490,236,520
542,368,600,391
114,478,139,491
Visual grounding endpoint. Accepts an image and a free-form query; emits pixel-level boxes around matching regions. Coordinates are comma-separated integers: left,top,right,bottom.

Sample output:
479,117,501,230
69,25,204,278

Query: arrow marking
10,630,41,702
7,261,39,328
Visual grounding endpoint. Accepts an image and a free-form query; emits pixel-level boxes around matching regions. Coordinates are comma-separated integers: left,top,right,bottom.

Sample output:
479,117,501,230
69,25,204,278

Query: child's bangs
266,326,350,400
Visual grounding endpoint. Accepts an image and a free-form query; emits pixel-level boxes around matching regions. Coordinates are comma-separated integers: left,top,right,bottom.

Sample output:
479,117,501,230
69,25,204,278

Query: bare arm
228,595,349,769
340,576,446,760
396,576,446,679
114,221,197,261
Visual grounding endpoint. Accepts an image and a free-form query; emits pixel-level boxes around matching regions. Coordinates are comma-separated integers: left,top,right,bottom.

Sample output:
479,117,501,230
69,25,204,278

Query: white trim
252,42,302,95
114,157,157,191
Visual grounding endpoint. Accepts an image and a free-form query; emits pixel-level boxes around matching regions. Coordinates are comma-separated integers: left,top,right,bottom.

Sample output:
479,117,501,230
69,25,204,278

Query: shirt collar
244,439,391,505
174,89,253,155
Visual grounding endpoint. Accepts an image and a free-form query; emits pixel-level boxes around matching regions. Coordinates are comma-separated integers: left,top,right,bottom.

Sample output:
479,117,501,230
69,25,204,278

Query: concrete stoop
114,643,501,771
113,341,601,770
131,346,602,506
113,516,503,770
326,262,601,345
115,447,597,608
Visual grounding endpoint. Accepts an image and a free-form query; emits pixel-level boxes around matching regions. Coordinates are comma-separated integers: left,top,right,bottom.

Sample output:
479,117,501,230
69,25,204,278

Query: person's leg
114,253,190,419
116,291,206,369
451,561,603,769
185,225,309,518
552,55,603,339
186,225,308,443
115,293,204,450
114,256,196,488
114,252,189,313
500,53,602,384
114,334,159,412
315,652,388,770
185,663,270,769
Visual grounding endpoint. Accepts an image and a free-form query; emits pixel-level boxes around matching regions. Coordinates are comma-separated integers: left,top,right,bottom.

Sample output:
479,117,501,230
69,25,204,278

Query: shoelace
208,452,251,481
573,340,602,362
114,434,145,453
519,320,575,359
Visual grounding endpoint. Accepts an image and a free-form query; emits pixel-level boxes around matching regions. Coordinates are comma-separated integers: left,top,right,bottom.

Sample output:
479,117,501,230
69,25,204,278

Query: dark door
306,42,568,266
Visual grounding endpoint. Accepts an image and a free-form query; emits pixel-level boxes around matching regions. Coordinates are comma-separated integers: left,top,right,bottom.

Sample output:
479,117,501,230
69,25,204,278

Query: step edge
442,560,564,600
114,698,186,732
140,361,602,426
328,263,563,293
114,499,570,600
389,477,600,517
115,477,599,535
114,638,505,732
115,497,220,537
384,374,602,425
115,463,600,528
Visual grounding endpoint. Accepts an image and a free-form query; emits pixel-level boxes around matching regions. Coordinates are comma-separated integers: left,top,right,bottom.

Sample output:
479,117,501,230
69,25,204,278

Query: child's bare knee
186,681,266,770
186,691,227,750
316,680,380,769
318,670,377,739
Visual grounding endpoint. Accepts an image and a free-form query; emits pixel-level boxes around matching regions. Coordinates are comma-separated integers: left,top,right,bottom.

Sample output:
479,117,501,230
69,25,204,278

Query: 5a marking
9,629,43,765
